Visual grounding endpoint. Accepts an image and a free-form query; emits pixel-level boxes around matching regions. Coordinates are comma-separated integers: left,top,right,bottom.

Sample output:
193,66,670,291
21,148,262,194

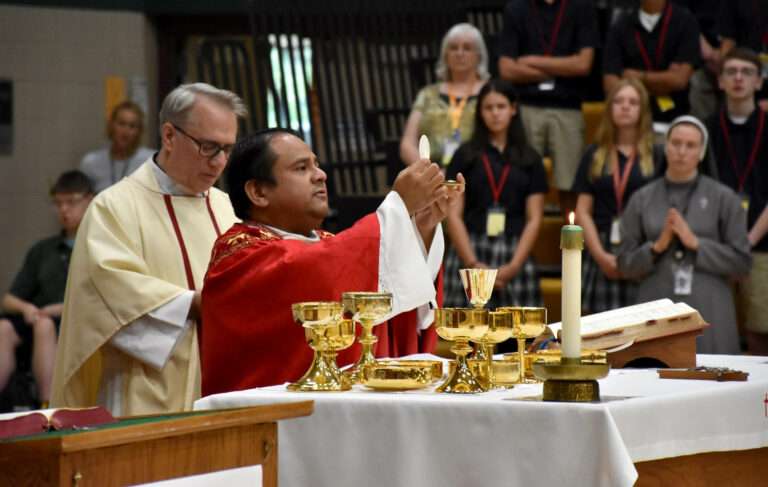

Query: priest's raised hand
392,157,445,216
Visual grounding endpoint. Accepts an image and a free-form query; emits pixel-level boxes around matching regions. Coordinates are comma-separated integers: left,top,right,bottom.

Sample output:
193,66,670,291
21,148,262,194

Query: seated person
0,171,93,406
79,101,154,192
201,128,461,394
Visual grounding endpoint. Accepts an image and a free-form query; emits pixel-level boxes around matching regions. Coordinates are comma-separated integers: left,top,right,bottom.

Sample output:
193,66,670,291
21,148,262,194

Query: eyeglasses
172,124,234,159
723,66,759,78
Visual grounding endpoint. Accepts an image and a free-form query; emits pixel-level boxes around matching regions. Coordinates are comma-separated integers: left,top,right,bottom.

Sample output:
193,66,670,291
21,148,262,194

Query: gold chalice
471,310,515,388
341,291,393,384
499,306,547,384
288,301,356,392
435,307,489,393
459,268,497,309
459,268,498,360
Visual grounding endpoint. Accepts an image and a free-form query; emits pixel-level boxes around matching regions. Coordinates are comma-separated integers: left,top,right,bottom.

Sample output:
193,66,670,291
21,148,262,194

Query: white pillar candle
560,212,584,359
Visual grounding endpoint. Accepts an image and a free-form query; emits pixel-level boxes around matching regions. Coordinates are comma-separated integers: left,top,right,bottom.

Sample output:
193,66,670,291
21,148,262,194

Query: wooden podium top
0,401,313,487
1,400,313,452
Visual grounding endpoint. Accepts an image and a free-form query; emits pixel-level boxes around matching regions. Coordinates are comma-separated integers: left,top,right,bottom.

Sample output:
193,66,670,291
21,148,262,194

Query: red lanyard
719,108,765,192
531,0,568,56
612,150,636,214
482,154,511,204
633,4,672,70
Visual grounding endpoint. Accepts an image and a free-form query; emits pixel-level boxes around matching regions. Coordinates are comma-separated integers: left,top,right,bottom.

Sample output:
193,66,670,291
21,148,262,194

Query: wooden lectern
0,401,313,487
558,299,709,369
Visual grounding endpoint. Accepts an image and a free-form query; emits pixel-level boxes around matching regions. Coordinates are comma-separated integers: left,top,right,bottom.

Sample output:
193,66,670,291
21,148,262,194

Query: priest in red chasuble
202,128,462,394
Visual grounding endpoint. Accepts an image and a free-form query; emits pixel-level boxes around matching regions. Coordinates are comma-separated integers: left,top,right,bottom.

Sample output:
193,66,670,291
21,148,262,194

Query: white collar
728,114,749,125
639,10,661,32
151,158,205,197
247,222,322,242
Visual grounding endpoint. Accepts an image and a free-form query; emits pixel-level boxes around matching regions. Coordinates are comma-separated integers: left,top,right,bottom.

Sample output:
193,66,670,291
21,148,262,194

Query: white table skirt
195,354,768,487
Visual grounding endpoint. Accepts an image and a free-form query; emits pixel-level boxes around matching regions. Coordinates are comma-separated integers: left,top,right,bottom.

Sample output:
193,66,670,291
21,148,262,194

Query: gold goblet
435,307,489,393
471,310,515,388
288,302,356,392
341,291,393,384
459,268,498,360
459,268,497,309
499,306,547,384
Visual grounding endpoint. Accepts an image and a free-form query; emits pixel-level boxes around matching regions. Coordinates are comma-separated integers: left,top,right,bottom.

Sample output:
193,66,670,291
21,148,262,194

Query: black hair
226,127,303,220
467,78,530,163
50,170,93,196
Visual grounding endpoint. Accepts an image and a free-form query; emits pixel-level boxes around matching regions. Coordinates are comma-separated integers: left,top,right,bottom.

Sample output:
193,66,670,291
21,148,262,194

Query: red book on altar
0,407,115,440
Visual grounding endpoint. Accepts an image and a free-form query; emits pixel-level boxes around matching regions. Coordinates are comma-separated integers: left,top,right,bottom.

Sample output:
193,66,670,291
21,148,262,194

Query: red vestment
201,217,437,396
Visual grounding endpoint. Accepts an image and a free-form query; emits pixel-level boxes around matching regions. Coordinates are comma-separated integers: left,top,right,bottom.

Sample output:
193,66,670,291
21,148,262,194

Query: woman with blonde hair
572,78,662,312
79,101,154,193
400,22,489,167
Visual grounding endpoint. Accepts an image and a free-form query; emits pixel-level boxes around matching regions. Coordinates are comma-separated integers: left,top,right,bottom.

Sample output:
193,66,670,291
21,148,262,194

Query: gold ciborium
288,302,356,392
341,291,393,383
499,307,547,384
435,307,489,393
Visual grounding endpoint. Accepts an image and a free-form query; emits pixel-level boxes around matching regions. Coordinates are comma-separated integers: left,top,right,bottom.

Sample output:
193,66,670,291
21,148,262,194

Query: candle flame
569,211,575,225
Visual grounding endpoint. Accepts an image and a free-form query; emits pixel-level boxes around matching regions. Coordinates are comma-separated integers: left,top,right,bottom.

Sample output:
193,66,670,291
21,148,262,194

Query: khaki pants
520,105,584,191
743,251,768,333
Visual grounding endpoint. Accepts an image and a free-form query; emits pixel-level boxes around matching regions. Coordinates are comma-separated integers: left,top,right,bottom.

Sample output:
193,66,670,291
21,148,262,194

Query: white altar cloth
195,354,768,487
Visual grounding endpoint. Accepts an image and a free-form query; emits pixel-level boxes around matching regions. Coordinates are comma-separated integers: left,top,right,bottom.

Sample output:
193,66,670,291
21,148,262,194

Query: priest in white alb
51,83,246,415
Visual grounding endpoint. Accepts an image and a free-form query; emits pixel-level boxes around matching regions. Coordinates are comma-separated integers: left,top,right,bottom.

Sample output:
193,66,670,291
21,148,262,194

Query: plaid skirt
582,230,637,313
444,233,542,308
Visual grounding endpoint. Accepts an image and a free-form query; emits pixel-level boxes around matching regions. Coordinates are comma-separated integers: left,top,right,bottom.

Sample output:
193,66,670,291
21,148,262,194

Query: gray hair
666,115,709,161
159,82,248,128
435,23,489,82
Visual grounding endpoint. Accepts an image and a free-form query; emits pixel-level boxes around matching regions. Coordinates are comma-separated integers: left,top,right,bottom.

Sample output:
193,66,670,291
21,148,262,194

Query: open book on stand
0,406,115,440
548,299,708,351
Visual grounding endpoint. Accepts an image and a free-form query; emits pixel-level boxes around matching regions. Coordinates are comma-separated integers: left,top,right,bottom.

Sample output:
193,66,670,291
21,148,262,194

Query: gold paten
361,360,443,390
288,302,356,392
435,307,489,393
532,357,610,402
498,306,547,384
341,292,393,384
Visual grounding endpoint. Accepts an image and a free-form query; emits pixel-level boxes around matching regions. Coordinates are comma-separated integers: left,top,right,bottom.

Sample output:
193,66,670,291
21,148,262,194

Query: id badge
442,137,460,167
740,193,750,211
673,263,694,296
486,206,506,237
760,53,768,78
538,79,555,91
656,96,675,113
609,218,622,245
